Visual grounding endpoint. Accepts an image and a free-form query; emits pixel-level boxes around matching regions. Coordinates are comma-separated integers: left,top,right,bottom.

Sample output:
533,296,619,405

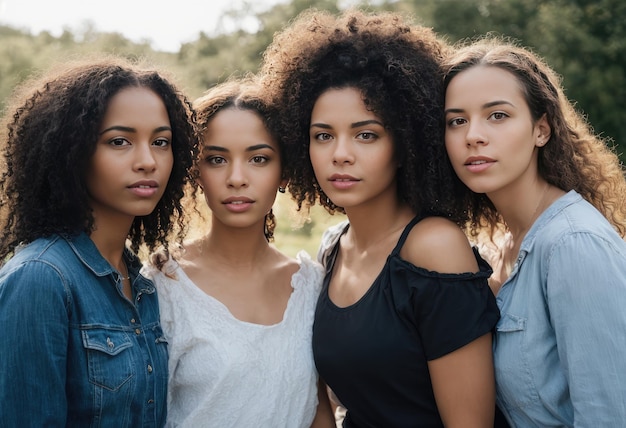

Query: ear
279,178,288,189
534,113,551,147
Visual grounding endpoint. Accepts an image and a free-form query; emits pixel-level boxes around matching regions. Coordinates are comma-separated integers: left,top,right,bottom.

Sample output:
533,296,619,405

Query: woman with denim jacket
443,37,626,426
0,56,197,426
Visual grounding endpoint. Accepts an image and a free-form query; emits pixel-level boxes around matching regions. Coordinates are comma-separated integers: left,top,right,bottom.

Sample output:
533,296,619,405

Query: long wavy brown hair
443,36,626,239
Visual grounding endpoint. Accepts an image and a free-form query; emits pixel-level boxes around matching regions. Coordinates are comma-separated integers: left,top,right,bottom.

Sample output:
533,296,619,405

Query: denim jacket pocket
81,328,135,391
494,313,539,409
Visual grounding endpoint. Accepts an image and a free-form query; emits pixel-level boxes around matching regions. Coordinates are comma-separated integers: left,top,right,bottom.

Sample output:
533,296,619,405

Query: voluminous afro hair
193,75,283,242
0,55,199,260
443,36,626,239
260,9,466,221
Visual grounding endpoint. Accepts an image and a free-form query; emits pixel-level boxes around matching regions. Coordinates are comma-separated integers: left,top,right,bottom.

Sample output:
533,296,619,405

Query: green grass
272,193,346,259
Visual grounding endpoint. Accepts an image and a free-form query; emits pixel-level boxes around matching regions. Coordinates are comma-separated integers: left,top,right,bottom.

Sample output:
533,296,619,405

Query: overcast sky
0,0,286,52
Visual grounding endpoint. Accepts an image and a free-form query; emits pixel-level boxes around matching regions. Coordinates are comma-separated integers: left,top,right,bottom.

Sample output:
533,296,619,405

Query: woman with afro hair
0,55,198,426
260,9,499,427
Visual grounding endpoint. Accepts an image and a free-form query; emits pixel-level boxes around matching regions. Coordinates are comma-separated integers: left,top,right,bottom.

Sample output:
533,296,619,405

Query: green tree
430,0,626,157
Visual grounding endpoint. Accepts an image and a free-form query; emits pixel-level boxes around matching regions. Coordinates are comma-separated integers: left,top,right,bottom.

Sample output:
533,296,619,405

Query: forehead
203,108,277,150
448,65,522,91
312,87,378,119
100,87,169,128
447,66,525,101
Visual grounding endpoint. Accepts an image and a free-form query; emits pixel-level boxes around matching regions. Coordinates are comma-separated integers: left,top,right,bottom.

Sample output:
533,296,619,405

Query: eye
207,155,226,165
251,155,269,164
489,112,509,121
447,117,466,127
314,132,333,142
109,137,130,147
153,138,170,148
357,131,377,141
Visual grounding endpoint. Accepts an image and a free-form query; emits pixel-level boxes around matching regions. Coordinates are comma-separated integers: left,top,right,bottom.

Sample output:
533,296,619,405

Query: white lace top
141,251,324,428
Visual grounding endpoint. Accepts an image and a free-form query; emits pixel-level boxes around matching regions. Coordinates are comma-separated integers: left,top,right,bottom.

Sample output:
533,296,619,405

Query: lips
222,196,254,213
128,180,158,189
328,174,360,190
222,196,254,205
329,174,359,182
127,180,159,197
463,156,495,173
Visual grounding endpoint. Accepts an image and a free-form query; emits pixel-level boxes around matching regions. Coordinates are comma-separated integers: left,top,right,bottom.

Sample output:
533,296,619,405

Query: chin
132,205,161,217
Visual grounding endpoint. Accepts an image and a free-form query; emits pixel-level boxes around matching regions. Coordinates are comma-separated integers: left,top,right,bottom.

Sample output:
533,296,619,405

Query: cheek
196,168,213,190
444,137,464,163
308,146,325,172
85,162,111,193
163,154,174,178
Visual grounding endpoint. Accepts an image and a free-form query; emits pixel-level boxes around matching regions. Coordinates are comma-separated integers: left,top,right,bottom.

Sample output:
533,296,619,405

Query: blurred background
1,0,624,257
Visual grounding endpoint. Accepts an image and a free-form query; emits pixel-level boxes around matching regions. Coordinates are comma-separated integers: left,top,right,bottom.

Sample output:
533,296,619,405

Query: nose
332,137,355,165
134,142,157,171
465,121,488,147
226,160,248,188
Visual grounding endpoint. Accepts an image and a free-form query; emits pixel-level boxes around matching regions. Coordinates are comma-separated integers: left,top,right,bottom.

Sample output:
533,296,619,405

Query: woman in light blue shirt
443,37,626,427
0,56,197,426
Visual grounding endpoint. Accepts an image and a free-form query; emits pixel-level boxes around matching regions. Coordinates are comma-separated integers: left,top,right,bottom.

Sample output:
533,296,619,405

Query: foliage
428,0,626,157
1,0,623,253
0,0,624,181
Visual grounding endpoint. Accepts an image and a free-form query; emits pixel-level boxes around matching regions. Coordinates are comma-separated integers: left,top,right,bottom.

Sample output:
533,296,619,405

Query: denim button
135,328,141,335
147,364,153,373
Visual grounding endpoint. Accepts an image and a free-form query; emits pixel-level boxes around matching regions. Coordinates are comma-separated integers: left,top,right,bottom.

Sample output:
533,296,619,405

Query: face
309,87,398,211
197,108,285,232
444,65,550,197
87,87,174,224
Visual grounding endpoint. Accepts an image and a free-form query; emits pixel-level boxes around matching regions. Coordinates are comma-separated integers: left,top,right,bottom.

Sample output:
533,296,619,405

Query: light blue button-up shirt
494,190,626,427
0,233,168,427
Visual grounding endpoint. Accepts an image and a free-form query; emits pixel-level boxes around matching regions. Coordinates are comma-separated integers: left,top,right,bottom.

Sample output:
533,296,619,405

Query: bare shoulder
271,246,301,276
176,238,204,269
399,216,478,274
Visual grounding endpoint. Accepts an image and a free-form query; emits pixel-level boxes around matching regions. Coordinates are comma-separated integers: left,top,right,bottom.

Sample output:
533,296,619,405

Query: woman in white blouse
142,77,334,428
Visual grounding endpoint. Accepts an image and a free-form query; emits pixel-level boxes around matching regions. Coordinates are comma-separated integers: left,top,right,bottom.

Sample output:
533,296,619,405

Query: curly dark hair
0,55,199,260
259,9,466,222
193,75,284,241
442,36,626,238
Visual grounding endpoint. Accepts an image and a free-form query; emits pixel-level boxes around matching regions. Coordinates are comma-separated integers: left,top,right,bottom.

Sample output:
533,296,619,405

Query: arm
401,217,496,427
428,334,495,427
547,232,626,425
310,378,336,428
0,261,69,426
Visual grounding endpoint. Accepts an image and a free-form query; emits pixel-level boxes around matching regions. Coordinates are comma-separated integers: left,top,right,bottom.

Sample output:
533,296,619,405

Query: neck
488,181,551,241
200,222,274,268
344,202,414,251
510,182,550,238
89,218,133,272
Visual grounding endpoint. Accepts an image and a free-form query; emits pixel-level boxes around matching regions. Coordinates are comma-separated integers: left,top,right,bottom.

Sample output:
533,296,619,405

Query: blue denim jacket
494,191,626,427
0,233,168,427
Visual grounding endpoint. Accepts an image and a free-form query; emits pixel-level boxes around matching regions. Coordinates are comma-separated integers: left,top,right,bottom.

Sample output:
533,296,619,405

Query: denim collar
63,232,142,279
517,190,581,262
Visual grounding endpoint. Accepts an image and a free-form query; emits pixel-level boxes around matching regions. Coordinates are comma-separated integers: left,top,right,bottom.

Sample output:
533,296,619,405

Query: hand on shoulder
400,216,478,274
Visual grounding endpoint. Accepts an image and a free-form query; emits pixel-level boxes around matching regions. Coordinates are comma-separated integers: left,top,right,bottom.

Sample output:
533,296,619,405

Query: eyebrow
99,125,172,135
444,100,514,115
202,143,277,152
310,119,384,129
